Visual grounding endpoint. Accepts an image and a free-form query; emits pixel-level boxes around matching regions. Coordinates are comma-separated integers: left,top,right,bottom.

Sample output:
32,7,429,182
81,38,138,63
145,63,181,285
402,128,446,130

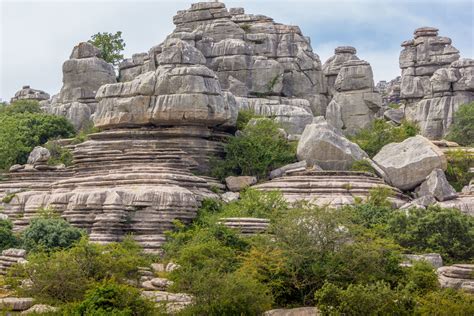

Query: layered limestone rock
42,42,117,130
117,1,328,135
253,170,409,207
415,168,458,201
323,46,359,99
399,27,473,139
326,60,382,135
437,264,474,293
218,217,270,235
0,249,27,275
10,86,50,103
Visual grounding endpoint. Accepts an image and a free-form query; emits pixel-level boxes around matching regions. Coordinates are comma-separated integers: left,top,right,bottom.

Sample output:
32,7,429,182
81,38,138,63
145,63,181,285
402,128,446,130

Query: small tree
446,102,474,146
88,31,125,65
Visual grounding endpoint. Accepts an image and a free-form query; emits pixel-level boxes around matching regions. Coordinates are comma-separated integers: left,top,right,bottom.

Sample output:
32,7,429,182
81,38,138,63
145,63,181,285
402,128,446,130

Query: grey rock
264,307,320,316
151,263,165,273
10,86,50,103
27,146,50,165
402,253,443,268
269,161,307,179
400,195,437,210
21,304,58,315
221,192,240,203
9,164,25,172
373,135,447,190
70,42,101,59
437,264,474,293
0,298,34,311
225,176,257,192
296,117,368,170
416,168,458,201
384,108,404,124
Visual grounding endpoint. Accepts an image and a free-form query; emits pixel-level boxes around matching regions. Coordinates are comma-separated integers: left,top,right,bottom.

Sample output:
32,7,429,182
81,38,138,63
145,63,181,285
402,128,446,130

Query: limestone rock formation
326,60,382,135
437,264,474,293
218,217,270,235
399,27,474,139
297,117,368,170
0,298,34,312
323,46,359,99
21,304,58,315
116,1,328,135
10,86,50,103
415,168,458,201
26,146,50,165
373,135,447,190
42,42,117,130
253,170,409,207
0,249,27,275
269,160,308,179
264,307,321,316
225,176,257,192
402,253,443,268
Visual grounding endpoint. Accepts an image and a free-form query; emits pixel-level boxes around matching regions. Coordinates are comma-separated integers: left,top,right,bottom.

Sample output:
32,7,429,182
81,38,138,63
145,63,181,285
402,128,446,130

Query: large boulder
10,85,50,103
264,307,320,316
296,117,368,170
416,168,458,201
26,146,51,165
437,264,474,293
373,135,447,190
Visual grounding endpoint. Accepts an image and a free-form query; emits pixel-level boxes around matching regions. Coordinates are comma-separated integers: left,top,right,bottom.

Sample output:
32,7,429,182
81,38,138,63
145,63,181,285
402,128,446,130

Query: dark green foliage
386,206,474,262
0,100,75,170
89,31,126,65
212,118,296,179
0,219,18,251
446,102,474,146
21,210,83,252
415,288,474,315
314,281,415,315
7,236,149,303
45,141,73,166
72,280,156,315
236,109,262,130
350,119,419,157
445,149,473,191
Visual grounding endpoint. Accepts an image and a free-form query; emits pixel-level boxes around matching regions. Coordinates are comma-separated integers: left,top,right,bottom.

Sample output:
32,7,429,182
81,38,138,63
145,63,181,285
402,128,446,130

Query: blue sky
1,0,473,101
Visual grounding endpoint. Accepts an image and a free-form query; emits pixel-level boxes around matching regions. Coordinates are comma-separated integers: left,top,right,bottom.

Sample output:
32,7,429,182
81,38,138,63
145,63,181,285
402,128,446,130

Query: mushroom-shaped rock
296,117,368,170
373,135,447,190
10,86,50,103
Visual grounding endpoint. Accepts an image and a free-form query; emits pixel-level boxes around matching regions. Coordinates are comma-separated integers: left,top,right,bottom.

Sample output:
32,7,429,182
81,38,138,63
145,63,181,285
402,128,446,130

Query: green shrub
445,150,473,191
7,236,149,303
314,281,415,315
0,219,18,251
212,118,296,179
446,102,474,146
72,280,156,315
21,210,84,252
386,206,474,262
415,288,474,315
236,109,262,130
401,261,439,294
45,141,73,166
350,119,419,157
0,100,75,170
71,121,99,144
350,159,376,173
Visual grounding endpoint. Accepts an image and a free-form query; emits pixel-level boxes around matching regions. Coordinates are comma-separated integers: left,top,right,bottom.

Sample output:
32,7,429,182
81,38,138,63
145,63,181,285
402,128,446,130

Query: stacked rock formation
0,249,27,275
322,47,382,135
437,264,474,293
399,27,474,139
117,2,327,136
218,217,270,235
253,170,409,207
10,86,49,103
41,42,117,130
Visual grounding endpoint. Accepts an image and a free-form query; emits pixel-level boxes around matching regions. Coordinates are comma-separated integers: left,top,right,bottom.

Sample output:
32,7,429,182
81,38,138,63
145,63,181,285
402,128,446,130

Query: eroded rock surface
10,86,50,103
438,264,474,293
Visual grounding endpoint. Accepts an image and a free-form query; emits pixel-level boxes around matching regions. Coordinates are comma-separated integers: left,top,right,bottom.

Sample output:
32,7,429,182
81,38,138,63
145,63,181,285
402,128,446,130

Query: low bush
350,119,419,157
350,159,376,173
0,219,18,251
70,280,156,315
415,288,474,315
21,210,83,252
446,102,474,146
236,109,262,130
445,149,473,191
0,100,75,170
212,118,296,180
45,141,74,166
7,236,149,303
386,206,474,262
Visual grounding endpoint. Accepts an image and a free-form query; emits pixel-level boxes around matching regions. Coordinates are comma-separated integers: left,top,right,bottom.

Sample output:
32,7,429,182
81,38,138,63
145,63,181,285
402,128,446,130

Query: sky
0,0,473,102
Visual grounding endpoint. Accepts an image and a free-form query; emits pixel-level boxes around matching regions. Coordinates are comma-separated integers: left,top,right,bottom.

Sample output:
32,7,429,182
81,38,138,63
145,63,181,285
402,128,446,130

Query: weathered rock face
402,253,443,269
26,146,50,165
438,264,474,293
373,135,447,190
116,1,328,134
415,168,458,201
0,248,27,275
399,27,473,139
42,42,117,130
297,117,368,170
263,307,320,316
225,176,257,192
10,86,50,103
326,60,382,135
253,170,409,207
323,46,359,99
218,217,270,235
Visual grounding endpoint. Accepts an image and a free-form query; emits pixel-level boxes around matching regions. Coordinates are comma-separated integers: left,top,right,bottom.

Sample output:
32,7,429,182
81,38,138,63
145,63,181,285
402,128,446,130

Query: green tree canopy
88,31,126,65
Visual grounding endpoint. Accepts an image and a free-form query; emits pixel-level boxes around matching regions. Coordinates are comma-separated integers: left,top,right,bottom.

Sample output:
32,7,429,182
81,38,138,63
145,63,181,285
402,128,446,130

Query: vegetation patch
445,149,473,191
446,102,474,146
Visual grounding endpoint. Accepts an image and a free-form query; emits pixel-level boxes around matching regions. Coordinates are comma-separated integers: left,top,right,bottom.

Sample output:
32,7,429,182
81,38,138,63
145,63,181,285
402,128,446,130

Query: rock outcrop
0,249,27,275
297,117,368,170
225,176,257,192
264,307,320,316
373,135,447,190
253,170,409,207
399,27,474,139
437,264,474,293
323,46,359,99
218,217,270,235
415,168,458,201
42,42,117,130
10,86,50,103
